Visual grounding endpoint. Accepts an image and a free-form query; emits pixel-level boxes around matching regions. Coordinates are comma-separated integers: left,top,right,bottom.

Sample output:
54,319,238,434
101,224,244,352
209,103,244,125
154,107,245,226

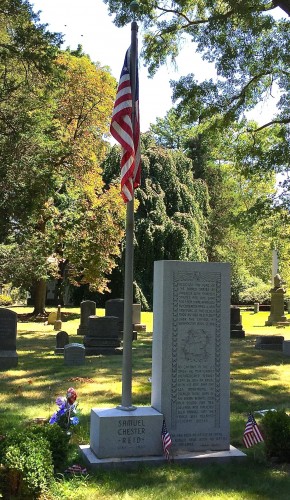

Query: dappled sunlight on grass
2,306,290,499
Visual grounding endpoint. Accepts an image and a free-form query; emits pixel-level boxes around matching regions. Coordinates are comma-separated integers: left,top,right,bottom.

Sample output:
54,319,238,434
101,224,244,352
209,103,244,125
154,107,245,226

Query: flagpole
118,12,138,411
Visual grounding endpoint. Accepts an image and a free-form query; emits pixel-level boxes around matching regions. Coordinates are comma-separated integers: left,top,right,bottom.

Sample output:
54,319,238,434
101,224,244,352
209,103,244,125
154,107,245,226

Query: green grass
1,306,290,499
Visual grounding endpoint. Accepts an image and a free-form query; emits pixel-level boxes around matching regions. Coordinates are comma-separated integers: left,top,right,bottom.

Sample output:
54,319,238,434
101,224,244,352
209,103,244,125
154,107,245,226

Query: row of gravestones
76,298,146,356
55,298,147,365
1,302,290,370
0,299,145,370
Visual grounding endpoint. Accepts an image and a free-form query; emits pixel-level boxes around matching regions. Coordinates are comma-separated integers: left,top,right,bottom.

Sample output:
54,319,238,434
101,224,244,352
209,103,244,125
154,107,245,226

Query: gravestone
84,316,122,355
265,274,288,326
255,335,284,351
105,299,124,332
77,300,96,336
54,305,62,331
64,343,85,365
132,303,146,332
230,307,245,338
54,330,70,355
47,311,57,325
283,340,290,355
105,298,143,336
0,308,18,369
151,260,231,453
81,260,245,469
254,302,259,313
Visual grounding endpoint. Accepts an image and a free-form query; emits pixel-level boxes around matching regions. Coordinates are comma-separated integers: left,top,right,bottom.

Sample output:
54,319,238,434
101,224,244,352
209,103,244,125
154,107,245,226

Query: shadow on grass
86,460,290,499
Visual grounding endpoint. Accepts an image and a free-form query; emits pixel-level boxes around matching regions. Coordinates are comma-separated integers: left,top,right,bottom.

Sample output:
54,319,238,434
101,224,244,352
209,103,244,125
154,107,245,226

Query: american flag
110,47,141,203
161,419,172,459
243,414,264,448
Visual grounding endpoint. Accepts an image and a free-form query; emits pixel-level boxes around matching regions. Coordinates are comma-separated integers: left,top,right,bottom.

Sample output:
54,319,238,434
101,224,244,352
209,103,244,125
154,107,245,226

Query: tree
102,133,210,308
0,5,126,315
104,0,290,191
150,108,287,300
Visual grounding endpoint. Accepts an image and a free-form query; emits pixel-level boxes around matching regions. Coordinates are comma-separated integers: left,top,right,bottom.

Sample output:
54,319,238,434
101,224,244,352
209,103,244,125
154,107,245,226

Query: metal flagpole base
116,405,137,412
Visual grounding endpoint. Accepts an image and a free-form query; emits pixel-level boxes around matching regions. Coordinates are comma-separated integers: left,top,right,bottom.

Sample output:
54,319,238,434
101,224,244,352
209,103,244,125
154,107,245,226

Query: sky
31,0,280,132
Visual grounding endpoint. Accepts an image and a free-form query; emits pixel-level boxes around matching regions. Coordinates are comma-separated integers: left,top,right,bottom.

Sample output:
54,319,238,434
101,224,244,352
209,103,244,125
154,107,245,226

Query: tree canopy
104,0,290,197
0,1,126,313
102,133,209,308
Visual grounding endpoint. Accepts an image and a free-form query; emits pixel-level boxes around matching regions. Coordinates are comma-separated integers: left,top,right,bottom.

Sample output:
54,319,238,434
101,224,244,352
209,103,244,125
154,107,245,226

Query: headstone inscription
54,330,70,355
151,261,231,453
64,343,85,365
0,308,18,369
230,307,245,338
77,300,96,336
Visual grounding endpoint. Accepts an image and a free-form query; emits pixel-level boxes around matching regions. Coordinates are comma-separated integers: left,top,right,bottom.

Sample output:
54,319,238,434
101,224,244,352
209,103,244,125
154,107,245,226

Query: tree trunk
32,279,47,316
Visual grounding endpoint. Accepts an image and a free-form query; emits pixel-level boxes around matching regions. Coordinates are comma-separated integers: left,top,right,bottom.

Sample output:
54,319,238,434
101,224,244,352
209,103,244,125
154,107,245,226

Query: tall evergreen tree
102,133,210,308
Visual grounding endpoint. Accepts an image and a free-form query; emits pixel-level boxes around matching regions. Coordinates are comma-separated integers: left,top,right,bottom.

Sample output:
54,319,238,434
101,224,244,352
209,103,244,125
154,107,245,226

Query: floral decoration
49,387,79,431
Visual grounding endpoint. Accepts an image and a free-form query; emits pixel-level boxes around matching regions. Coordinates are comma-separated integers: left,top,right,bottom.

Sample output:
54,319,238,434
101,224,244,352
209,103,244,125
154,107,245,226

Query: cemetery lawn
0,306,290,499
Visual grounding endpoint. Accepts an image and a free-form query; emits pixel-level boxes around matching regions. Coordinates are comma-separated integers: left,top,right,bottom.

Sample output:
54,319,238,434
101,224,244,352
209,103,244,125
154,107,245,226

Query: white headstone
151,260,231,452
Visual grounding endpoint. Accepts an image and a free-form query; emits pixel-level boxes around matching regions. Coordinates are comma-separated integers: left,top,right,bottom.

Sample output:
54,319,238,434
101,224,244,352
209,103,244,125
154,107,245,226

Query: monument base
265,315,289,326
90,407,163,458
54,348,64,355
85,347,123,355
0,350,18,370
80,444,246,470
230,329,245,339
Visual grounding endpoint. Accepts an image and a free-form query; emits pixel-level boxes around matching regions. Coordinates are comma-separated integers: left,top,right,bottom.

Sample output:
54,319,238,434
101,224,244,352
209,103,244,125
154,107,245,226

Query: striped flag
161,419,172,459
64,464,87,475
243,414,264,448
110,47,141,202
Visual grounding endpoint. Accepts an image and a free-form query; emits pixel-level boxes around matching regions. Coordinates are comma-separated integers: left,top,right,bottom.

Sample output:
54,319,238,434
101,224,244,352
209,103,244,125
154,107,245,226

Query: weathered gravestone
105,299,124,331
230,307,245,338
105,298,142,337
84,316,122,355
47,311,57,325
151,261,231,453
283,340,290,355
0,308,18,369
132,303,146,332
77,300,96,336
265,274,288,326
255,335,284,351
64,343,85,365
54,305,62,331
54,330,70,355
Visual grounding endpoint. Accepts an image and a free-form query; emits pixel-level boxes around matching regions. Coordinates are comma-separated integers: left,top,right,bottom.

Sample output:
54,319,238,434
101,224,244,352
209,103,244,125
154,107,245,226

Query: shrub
261,410,290,462
0,293,13,306
2,430,53,497
239,281,270,305
29,423,71,471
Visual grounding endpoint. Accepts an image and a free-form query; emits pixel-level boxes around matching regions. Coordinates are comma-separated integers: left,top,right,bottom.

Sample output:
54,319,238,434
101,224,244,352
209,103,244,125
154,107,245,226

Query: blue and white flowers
49,387,79,431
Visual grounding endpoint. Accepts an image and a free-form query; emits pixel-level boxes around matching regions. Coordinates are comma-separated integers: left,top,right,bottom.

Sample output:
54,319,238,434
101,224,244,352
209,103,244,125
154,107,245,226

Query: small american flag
64,464,87,475
161,419,172,459
110,47,141,203
243,414,264,448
